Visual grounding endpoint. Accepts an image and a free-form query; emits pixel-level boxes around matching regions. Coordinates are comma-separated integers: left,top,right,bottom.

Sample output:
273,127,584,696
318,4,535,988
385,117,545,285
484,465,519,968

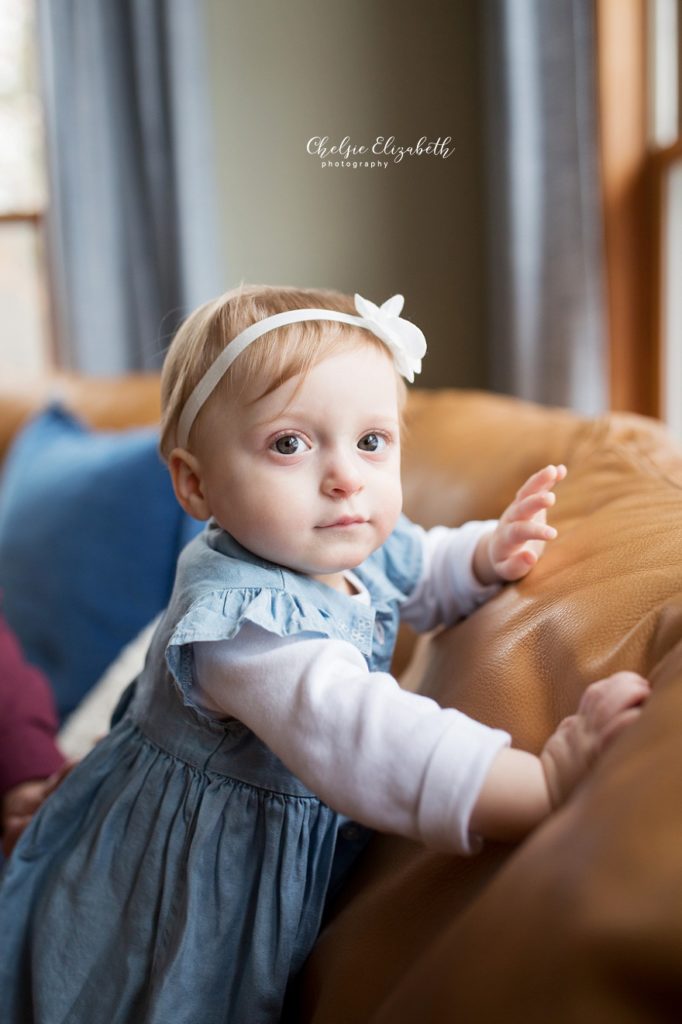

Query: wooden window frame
597,0,680,418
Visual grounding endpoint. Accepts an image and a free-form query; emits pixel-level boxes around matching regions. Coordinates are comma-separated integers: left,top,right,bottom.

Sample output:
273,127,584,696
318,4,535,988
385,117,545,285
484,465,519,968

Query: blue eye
273,435,308,455
357,433,386,453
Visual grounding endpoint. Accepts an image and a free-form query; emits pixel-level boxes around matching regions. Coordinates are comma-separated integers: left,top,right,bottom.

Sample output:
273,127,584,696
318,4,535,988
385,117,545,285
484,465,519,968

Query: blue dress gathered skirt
0,709,344,1024
0,519,423,1023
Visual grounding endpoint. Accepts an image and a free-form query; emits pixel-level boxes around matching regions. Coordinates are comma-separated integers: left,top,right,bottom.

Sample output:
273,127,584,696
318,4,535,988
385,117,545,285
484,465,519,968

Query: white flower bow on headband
354,293,426,383
176,291,428,448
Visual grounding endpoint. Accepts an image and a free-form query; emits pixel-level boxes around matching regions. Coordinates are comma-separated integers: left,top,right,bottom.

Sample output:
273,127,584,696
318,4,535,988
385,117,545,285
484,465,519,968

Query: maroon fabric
0,614,64,796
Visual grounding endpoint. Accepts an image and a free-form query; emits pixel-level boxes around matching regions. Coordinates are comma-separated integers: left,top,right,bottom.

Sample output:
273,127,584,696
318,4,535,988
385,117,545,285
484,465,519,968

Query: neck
311,570,356,595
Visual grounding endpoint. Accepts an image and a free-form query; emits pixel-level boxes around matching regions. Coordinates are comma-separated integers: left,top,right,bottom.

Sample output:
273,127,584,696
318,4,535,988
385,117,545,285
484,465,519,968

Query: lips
319,516,367,528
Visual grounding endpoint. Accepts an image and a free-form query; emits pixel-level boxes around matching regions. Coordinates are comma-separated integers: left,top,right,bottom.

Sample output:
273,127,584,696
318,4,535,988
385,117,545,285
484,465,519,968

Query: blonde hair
160,283,405,459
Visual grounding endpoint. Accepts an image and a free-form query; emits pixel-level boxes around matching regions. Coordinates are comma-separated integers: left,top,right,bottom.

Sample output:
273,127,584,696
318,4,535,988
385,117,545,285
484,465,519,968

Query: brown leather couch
2,374,682,1021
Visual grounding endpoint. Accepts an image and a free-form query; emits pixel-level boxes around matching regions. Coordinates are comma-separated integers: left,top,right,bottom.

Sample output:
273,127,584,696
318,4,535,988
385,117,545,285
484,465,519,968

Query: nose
321,450,363,499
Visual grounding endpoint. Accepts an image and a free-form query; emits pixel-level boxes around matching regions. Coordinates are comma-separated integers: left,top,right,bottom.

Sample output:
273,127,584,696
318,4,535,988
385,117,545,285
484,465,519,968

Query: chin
304,551,368,576
325,547,376,573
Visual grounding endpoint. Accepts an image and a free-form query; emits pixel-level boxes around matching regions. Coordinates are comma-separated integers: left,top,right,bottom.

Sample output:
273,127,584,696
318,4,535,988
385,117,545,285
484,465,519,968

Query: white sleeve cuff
445,520,503,614
401,521,503,632
194,627,511,855
417,711,511,854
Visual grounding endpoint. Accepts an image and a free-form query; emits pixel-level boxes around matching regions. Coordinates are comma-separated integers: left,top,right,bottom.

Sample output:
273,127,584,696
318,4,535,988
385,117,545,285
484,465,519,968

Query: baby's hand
475,464,567,584
540,672,651,808
1,760,75,858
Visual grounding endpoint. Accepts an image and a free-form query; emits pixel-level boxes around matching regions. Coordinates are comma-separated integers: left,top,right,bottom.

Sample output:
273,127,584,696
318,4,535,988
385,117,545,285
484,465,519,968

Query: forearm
468,747,552,843
193,626,510,853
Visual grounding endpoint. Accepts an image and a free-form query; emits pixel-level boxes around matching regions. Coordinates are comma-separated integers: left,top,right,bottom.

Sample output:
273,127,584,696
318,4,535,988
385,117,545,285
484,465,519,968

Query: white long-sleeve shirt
192,522,511,855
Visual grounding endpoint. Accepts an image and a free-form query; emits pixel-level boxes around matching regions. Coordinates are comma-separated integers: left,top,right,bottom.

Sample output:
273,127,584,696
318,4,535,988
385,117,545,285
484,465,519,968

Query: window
597,0,682,437
0,0,52,372
661,154,682,438
649,0,682,438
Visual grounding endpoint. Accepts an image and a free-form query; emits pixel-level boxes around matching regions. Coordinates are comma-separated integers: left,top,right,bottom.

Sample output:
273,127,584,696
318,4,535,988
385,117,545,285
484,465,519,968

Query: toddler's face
193,344,403,590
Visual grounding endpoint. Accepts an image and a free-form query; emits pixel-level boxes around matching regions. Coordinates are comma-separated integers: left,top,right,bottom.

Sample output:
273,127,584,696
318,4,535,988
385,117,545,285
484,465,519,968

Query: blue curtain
483,0,607,413
37,0,224,372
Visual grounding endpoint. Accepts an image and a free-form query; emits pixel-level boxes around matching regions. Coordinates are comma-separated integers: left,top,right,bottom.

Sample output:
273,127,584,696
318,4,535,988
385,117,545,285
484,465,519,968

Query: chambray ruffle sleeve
166,586,348,703
165,514,431,706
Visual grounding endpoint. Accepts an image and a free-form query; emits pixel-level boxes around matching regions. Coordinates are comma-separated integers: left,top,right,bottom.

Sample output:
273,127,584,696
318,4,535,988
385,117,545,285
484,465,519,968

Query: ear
168,448,212,521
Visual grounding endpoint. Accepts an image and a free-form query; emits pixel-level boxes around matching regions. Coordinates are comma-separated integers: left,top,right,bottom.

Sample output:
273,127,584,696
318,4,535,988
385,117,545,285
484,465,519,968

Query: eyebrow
250,410,400,432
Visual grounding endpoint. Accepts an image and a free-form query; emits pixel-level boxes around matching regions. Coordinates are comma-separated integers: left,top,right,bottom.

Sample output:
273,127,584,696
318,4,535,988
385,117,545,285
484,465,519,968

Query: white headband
176,292,427,448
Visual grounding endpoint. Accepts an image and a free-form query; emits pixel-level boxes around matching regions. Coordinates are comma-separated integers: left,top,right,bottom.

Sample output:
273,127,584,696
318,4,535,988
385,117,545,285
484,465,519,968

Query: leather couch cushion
301,397,682,1022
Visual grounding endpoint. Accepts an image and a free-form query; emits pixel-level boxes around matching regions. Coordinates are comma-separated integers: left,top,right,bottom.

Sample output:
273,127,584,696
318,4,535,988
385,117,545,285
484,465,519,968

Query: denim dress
0,516,423,1024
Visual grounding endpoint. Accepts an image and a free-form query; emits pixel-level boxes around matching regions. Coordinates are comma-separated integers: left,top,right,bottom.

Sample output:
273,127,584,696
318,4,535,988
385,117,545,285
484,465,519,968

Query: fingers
43,759,77,798
578,672,651,737
1,815,31,858
0,765,76,859
500,519,557,546
515,464,567,502
491,466,567,582
583,672,651,716
543,672,651,808
2,780,46,818
600,706,645,748
494,551,539,581
490,516,557,581
505,490,557,524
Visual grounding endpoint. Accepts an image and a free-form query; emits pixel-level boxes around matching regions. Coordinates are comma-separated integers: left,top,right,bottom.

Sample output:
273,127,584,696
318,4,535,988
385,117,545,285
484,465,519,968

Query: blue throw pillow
0,404,202,720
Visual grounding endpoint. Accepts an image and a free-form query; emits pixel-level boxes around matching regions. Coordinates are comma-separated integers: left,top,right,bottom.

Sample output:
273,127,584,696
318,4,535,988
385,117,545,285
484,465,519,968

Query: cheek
389,483,404,522
232,474,303,534
375,467,403,529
